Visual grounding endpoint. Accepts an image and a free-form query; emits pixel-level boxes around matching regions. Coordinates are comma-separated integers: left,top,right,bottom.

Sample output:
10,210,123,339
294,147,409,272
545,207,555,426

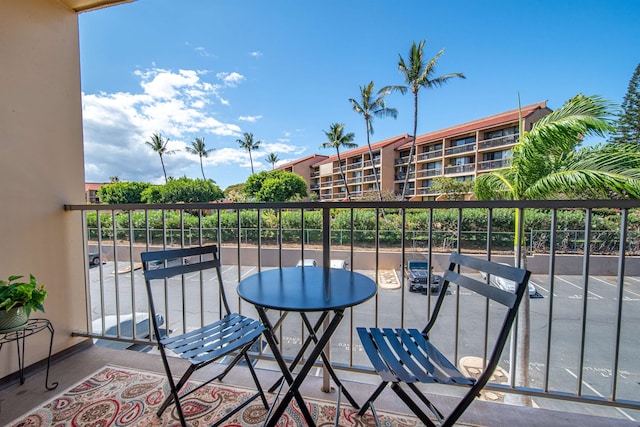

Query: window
485,126,518,140
451,136,476,147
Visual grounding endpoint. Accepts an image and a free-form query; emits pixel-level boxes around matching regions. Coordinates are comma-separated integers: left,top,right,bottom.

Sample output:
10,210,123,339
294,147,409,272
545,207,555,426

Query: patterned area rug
8,365,421,426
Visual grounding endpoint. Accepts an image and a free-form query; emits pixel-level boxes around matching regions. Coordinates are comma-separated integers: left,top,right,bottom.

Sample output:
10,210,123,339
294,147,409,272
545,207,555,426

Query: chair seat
357,327,474,386
162,312,265,365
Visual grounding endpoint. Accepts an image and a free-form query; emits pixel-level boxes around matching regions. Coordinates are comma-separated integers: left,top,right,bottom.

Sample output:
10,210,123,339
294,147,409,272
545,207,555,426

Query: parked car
296,259,317,267
480,263,541,298
405,260,441,293
330,259,348,269
88,252,101,266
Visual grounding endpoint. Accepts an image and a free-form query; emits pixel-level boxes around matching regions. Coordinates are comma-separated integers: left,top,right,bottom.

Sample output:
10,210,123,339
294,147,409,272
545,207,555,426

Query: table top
237,266,377,312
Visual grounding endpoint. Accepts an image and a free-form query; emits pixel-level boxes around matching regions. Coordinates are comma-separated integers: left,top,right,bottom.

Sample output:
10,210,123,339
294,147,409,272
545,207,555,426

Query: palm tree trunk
200,156,206,180
401,92,419,199
365,119,383,202
336,150,351,201
249,150,255,174
160,154,168,183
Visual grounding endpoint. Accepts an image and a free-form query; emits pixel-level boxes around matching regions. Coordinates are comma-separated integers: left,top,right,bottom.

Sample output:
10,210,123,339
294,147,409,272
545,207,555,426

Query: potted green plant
0,274,47,332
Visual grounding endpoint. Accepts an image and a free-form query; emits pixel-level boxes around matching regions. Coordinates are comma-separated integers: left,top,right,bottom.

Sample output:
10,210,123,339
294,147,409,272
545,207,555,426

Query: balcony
479,158,511,171
445,163,476,174
445,142,476,156
478,134,519,150
2,200,639,427
395,156,410,165
417,149,443,161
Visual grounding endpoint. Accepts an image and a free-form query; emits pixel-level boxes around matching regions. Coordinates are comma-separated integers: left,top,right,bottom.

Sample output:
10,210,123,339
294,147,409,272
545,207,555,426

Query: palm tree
349,81,398,202
266,152,279,170
383,40,465,199
145,133,175,183
185,137,215,180
475,94,640,201
320,123,357,200
474,93,640,405
237,132,261,174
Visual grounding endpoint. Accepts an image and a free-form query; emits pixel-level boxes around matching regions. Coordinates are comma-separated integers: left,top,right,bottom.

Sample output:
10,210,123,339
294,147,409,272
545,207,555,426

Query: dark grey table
237,266,377,427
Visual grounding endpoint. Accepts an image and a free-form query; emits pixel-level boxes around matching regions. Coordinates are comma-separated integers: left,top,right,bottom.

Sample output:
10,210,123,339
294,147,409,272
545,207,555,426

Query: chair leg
357,381,388,416
391,383,437,427
244,352,269,408
407,382,444,421
157,365,196,419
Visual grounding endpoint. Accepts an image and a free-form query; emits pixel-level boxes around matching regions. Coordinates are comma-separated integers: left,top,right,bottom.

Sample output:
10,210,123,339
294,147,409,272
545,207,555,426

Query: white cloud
216,71,245,87
249,51,263,57
238,115,263,123
83,67,245,184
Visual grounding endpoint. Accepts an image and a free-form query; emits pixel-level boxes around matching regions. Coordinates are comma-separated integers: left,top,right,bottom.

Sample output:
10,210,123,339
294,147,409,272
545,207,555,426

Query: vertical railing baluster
611,208,627,401
544,208,558,393
577,208,592,396
112,209,121,337
128,211,136,340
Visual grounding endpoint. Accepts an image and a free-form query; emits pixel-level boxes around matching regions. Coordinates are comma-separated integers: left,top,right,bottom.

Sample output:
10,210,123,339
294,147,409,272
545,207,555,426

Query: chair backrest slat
144,259,220,281
442,269,517,308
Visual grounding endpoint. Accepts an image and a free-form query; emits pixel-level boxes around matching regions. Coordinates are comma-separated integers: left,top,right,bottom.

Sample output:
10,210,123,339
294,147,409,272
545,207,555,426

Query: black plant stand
0,318,58,390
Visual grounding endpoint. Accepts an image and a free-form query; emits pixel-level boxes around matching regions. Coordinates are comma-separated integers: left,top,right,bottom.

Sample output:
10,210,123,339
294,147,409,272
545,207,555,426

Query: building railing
445,164,475,174
478,134,518,150
65,199,640,414
445,142,476,156
479,158,510,170
417,149,443,161
395,157,409,165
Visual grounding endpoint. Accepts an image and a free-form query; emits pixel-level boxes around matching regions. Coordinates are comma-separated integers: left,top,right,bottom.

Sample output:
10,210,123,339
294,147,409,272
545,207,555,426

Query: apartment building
281,102,551,201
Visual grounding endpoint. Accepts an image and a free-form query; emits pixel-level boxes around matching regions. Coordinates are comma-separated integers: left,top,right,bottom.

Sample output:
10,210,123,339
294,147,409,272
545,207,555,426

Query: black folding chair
141,245,268,427
357,252,531,427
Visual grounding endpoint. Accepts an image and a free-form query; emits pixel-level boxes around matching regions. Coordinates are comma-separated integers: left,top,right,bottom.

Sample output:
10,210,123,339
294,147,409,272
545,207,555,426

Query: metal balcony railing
445,164,475,174
417,150,443,161
445,142,476,156
479,158,510,170
65,199,640,415
478,134,518,150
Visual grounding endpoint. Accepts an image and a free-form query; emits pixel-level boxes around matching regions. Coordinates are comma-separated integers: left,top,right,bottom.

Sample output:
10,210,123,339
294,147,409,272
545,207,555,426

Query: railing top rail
65,199,640,211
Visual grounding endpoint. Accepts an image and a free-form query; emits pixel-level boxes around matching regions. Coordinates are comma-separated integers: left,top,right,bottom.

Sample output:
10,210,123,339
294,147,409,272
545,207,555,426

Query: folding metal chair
141,245,268,427
357,252,531,427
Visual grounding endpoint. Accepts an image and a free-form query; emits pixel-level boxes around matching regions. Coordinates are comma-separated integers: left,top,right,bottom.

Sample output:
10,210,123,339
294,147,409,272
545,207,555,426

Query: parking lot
88,262,639,421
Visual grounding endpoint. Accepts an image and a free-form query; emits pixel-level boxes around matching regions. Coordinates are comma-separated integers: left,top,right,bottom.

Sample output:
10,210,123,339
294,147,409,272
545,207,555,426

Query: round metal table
238,266,377,427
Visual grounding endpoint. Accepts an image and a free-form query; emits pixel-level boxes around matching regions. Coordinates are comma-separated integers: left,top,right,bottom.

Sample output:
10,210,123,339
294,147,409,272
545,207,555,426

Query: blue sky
79,0,640,190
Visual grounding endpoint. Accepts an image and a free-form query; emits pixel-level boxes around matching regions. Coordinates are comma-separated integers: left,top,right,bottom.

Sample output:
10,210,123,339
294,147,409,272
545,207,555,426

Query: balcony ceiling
60,0,135,13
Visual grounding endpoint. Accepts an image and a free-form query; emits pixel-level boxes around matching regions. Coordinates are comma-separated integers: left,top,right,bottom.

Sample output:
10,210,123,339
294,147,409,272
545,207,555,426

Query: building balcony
417,149,443,161
478,134,518,150
395,157,410,165
445,142,476,156
445,164,476,174
2,200,639,427
479,158,511,171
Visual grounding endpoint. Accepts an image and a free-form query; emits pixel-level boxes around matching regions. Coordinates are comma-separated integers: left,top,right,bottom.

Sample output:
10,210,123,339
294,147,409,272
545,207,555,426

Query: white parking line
556,276,603,299
588,276,640,299
564,368,635,421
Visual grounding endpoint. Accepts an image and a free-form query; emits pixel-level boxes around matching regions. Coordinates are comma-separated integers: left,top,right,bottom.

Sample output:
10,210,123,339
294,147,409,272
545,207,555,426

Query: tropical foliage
145,133,175,183
244,170,307,202
266,153,279,170
0,274,47,316
320,123,357,200
383,40,465,198
475,94,640,201
141,177,224,203
349,81,397,201
185,137,215,180
237,132,261,174
97,181,151,204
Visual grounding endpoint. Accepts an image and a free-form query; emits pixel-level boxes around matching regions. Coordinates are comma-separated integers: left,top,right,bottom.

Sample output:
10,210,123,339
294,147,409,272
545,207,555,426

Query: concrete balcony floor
0,343,636,426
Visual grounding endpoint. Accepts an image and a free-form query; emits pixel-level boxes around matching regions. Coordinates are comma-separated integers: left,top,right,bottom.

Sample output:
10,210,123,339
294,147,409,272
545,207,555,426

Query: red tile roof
398,101,548,149
277,154,329,170
316,134,412,166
